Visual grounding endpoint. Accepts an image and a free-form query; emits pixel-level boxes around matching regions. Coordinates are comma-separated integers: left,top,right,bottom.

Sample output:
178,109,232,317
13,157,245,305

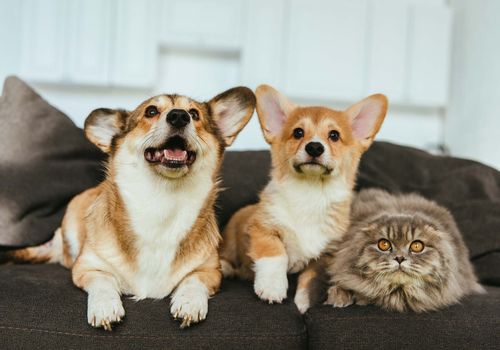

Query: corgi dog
220,85,387,313
3,87,255,329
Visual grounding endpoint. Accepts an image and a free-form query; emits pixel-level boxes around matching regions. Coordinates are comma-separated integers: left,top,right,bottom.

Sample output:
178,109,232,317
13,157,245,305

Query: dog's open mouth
144,136,196,168
294,161,332,175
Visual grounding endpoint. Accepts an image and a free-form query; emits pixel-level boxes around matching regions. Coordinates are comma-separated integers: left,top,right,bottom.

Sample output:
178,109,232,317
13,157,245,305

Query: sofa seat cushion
0,264,306,350
305,287,500,349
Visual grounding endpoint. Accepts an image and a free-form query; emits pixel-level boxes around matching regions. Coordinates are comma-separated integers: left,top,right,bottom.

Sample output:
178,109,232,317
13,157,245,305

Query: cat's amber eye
410,240,425,253
377,239,392,251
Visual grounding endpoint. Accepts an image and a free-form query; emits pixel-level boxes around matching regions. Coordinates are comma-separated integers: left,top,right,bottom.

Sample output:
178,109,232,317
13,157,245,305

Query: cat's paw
325,286,354,308
355,296,370,306
170,278,209,328
87,293,125,331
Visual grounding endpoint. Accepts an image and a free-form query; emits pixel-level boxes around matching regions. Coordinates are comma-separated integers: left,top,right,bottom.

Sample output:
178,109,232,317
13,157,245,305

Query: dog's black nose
305,142,325,157
394,256,406,264
166,109,190,129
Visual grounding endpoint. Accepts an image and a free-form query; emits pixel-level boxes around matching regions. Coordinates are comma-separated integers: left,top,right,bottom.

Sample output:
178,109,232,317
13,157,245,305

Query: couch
1,77,499,349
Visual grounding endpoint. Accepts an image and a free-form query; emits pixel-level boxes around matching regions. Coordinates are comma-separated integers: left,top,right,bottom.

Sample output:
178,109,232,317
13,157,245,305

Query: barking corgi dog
220,85,387,313
4,87,255,329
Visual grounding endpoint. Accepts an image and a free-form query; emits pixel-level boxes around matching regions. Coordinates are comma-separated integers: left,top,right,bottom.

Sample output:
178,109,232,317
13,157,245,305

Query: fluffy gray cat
324,188,484,312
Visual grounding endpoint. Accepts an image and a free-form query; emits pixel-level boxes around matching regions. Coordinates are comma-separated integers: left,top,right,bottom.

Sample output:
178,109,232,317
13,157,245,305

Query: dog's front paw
324,286,354,308
253,256,288,304
170,278,209,328
254,273,288,304
87,293,125,331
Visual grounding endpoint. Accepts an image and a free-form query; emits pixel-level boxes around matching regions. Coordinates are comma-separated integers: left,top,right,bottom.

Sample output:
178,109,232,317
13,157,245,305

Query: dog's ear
255,84,296,144
84,108,129,153
209,87,256,147
345,94,388,150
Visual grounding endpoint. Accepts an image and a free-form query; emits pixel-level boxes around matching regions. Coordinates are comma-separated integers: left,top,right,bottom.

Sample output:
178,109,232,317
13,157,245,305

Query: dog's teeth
164,149,187,161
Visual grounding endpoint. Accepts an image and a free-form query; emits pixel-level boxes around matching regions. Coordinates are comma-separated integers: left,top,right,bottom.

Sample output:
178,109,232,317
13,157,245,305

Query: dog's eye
189,108,200,121
377,239,392,251
409,240,425,253
293,128,304,139
145,106,159,118
329,130,340,142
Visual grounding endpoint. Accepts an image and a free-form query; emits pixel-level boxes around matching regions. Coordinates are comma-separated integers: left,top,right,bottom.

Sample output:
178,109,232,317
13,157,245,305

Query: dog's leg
294,262,318,313
247,224,288,304
170,257,221,328
73,267,124,331
294,259,329,313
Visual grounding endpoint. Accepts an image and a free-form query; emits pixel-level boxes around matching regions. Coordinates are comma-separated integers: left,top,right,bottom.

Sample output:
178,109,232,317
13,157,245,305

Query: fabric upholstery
0,76,105,247
305,287,500,350
0,264,306,350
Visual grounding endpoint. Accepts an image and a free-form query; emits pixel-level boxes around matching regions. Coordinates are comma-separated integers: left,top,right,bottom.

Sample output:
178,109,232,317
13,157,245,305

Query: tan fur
5,87,256,329
220,85,387,307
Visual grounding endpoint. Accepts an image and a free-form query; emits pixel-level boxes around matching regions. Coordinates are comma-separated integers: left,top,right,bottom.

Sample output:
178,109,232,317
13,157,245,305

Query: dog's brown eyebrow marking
167,94,176,104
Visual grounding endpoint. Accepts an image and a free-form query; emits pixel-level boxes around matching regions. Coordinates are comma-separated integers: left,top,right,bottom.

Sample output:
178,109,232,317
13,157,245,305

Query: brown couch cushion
0,264,307,349
0,76,104,247
305,286,500,350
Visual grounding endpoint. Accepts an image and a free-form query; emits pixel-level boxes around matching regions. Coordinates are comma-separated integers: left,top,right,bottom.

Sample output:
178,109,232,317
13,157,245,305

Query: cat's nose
394,256,406,264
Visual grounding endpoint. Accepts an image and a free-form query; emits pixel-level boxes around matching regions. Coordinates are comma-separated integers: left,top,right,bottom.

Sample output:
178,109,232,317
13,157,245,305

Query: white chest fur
263,176,350,273
115,150,212,299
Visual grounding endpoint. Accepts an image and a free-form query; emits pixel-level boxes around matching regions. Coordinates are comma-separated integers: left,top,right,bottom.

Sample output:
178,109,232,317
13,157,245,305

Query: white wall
1,0,453,154
446,0,500,169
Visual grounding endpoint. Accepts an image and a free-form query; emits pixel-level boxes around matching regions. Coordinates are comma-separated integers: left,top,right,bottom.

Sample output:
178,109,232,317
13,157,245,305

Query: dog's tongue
164,148,187,161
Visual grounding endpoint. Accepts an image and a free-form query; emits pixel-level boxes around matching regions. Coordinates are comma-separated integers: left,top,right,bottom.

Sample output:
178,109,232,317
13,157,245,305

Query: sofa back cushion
0,77,105,247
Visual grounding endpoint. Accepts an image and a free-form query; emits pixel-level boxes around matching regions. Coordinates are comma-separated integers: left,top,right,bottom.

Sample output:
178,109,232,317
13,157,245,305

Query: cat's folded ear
345,94,388,150
84,108,129,153
255,84,296,144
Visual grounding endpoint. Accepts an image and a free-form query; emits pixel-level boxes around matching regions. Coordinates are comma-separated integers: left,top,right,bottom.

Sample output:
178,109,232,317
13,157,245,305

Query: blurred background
1,0,499,168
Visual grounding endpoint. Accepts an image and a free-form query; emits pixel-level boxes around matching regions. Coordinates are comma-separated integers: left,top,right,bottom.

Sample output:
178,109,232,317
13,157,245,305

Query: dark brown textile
0,76,105,247
305,287,500,350
0,264,306,350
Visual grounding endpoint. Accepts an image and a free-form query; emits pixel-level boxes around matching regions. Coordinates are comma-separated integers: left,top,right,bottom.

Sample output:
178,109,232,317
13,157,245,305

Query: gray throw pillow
0,76,105,247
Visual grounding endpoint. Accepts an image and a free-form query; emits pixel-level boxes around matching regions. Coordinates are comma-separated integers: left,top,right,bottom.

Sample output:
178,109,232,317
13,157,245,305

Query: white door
366,0,408,102
160,0,244,51
0,0,23,83
110,0,157,88
407,3,452,106
284,0,368,101
241,0,287,90
67,0,112,85
20,0,68,82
